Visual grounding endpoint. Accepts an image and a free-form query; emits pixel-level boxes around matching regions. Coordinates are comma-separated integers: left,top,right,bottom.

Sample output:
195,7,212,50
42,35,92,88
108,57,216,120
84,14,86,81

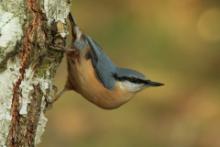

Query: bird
53,13,164,109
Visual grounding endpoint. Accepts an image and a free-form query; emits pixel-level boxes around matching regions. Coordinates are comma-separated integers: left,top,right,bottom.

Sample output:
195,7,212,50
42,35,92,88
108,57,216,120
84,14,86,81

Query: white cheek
120,81,144,92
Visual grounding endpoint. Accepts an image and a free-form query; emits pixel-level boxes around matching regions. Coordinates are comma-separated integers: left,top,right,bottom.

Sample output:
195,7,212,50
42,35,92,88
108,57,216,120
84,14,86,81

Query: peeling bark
0,0,71,146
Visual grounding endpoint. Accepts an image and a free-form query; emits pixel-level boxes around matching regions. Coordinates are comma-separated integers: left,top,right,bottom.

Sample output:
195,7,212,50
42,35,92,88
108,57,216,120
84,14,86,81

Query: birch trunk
0,0,71,146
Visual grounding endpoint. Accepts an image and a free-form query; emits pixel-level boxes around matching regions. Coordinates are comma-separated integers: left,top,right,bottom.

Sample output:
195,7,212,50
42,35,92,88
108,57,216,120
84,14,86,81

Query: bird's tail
68,13,82,40
68,13,77,29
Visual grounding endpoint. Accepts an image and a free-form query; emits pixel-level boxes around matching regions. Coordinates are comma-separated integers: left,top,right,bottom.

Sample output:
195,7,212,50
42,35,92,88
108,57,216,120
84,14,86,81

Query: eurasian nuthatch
55,13,164,109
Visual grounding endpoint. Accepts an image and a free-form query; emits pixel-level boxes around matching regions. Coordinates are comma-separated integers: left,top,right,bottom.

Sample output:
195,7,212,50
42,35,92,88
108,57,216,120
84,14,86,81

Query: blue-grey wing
85,35,117,90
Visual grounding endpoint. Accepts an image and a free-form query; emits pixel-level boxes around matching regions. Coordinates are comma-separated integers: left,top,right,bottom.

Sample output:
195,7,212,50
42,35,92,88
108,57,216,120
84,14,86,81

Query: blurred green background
40,0,220,147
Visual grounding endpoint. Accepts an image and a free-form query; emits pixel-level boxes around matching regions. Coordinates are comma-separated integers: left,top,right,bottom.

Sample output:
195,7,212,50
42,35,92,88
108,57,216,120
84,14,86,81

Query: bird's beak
146,80,164,87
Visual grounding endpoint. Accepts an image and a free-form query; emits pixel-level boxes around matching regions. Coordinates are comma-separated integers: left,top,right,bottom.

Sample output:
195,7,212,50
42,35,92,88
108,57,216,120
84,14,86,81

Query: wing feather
85,36,116,89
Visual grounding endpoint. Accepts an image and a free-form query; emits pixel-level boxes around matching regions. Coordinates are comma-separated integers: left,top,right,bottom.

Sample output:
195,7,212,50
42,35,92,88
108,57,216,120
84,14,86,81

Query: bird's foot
49,45,76,52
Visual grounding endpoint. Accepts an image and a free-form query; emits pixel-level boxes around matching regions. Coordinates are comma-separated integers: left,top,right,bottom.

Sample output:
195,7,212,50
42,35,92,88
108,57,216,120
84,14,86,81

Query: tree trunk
0,0,71,146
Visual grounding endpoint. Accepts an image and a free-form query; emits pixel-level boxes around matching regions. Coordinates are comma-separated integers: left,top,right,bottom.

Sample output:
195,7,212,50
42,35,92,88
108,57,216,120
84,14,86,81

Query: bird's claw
49,45,76,52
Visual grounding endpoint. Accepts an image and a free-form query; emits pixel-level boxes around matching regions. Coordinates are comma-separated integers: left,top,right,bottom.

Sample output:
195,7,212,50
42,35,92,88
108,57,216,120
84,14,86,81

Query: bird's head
114,68,163,93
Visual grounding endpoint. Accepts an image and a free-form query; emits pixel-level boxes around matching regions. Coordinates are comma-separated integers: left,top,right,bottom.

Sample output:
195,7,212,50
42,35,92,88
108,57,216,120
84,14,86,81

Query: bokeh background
40,0,220,147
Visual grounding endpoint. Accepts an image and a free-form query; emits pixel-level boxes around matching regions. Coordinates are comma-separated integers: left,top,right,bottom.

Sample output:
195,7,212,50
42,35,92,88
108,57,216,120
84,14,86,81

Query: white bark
0,0,71,146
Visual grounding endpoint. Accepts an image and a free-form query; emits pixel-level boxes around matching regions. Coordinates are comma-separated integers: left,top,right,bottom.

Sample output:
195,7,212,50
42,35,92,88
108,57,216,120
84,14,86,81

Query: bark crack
7,0,46,146
25,84,43,147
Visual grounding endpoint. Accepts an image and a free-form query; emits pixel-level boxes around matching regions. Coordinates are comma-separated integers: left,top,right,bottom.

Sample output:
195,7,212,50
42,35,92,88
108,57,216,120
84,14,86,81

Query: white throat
119,81,144,92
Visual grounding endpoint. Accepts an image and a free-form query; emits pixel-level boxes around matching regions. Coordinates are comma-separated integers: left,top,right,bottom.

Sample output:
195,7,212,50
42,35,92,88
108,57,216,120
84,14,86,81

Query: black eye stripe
113,74,148,84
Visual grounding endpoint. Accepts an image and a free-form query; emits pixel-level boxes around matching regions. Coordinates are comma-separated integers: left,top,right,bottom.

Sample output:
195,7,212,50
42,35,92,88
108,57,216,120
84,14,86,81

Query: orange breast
66,53,134,109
